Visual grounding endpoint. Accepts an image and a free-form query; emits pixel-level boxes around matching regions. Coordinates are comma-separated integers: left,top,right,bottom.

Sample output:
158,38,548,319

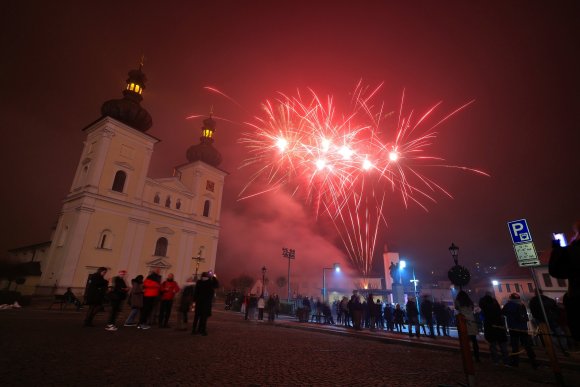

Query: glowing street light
282,247,295,302
399,259,406,284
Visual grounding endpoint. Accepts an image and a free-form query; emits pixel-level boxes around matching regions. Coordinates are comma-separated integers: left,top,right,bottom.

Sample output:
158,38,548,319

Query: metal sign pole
530,267,564,386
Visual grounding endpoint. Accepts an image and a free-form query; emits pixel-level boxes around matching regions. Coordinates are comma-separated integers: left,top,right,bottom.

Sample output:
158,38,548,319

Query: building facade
37,64,226,294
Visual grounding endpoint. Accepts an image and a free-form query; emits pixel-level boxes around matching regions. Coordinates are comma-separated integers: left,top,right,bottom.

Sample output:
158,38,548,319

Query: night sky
1,1,579,285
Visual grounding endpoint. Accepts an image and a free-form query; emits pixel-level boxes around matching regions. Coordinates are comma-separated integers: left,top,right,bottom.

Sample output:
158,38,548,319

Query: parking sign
507,219,532,244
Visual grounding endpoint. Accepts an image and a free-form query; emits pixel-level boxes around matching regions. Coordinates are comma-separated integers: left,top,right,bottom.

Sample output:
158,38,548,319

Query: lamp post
322,263,340,302
410,269,420,319
449,242,459,265
191,246,205,281
282,247,295,302
447,242,470,291
261,266,267,297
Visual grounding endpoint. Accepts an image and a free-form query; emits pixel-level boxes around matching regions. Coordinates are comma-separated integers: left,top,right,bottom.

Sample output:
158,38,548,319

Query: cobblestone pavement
1,306,579,387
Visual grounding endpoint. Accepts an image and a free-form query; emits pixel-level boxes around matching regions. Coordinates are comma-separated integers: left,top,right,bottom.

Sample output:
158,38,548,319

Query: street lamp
282,247,295,302
261,266,267,297
322,263,340,302
399,259,406,284
410,269,420,319
449,243,459,265
447,242,470,291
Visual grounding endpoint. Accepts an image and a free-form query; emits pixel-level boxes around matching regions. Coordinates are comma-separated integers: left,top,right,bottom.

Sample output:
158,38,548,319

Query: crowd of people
81,267,219,335
241,293,281,322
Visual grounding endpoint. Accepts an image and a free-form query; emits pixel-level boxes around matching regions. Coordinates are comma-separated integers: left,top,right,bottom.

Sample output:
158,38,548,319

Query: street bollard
457,314,475,387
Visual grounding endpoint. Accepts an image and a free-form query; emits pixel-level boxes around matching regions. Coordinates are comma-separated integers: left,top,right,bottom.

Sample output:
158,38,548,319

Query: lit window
154,237,168,257
112,170,127,192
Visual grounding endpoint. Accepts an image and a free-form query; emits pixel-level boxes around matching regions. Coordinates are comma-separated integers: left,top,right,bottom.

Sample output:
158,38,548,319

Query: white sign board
513,242,540,267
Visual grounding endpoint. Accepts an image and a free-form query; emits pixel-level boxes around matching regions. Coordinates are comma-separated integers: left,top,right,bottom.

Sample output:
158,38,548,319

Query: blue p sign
507,219,532,244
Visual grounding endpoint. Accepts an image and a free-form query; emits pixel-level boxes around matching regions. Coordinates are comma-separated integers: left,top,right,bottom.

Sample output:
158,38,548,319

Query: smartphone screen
553,233,567,247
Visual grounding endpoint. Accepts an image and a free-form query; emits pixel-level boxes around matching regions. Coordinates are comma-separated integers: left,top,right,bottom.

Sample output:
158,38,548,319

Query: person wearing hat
105,270,129,331
501,292,538,369
191,272,219,336
83,267,108,327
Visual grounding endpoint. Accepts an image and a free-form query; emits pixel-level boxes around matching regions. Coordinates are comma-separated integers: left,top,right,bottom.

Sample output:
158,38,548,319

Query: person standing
257,296,265,321
83,267,108,327
191,272,219,336
158,273,180,328
478,292,509,365
455,291,480,362
125,275,144,326
420,296,435,338
393,303,405,333
549,220,580,344
138,272,161,330
406,298,420,338
105,270,129,331
433,301,450,337
267,294,277,322
178,278,195,330
502,293,538,369
384,303,394,332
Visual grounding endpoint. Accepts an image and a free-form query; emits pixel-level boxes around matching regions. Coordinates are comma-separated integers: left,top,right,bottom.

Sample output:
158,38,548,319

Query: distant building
23,63,227,294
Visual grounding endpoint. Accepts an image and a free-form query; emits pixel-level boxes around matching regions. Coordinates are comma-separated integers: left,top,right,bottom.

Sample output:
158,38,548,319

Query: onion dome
101,62,153,132
186,114,223,167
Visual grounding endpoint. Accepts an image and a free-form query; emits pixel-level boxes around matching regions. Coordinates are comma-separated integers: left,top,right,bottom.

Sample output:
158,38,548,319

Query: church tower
39,63,226,293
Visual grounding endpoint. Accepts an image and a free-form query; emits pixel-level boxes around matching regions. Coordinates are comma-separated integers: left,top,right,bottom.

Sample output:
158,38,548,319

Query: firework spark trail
237,84,487,276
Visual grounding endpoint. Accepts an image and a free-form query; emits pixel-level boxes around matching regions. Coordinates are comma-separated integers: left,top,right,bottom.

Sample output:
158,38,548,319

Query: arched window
154,193,160,204
112,170,127,192
165,196,171,208
203,200,211,217
176,199,181,210
154,237,168,257
98,229,113,249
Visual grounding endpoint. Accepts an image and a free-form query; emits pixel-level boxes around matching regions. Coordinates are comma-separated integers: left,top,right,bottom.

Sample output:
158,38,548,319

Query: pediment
114,161,135,171
156,227,175,235
146,257,172,269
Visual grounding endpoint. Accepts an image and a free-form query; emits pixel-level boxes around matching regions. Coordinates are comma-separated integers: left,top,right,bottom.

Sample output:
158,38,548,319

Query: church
34,63,227,294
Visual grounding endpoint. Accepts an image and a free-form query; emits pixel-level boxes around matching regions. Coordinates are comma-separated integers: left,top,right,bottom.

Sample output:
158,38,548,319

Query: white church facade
36,64,226,294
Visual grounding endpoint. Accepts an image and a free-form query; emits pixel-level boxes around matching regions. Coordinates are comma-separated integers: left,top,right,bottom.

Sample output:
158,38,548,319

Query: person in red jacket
158,273,180,328
138,272,161,330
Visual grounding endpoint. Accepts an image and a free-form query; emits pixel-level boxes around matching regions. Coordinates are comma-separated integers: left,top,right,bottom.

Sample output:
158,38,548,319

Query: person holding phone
549,220,580,344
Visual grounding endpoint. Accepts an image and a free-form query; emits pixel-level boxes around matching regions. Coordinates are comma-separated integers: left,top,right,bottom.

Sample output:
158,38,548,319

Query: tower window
112,170,127,192
98,229,113,249
203,200,211,217
154,237,168,257
165,196,171,208
154,193,160,204
176,199,181,210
